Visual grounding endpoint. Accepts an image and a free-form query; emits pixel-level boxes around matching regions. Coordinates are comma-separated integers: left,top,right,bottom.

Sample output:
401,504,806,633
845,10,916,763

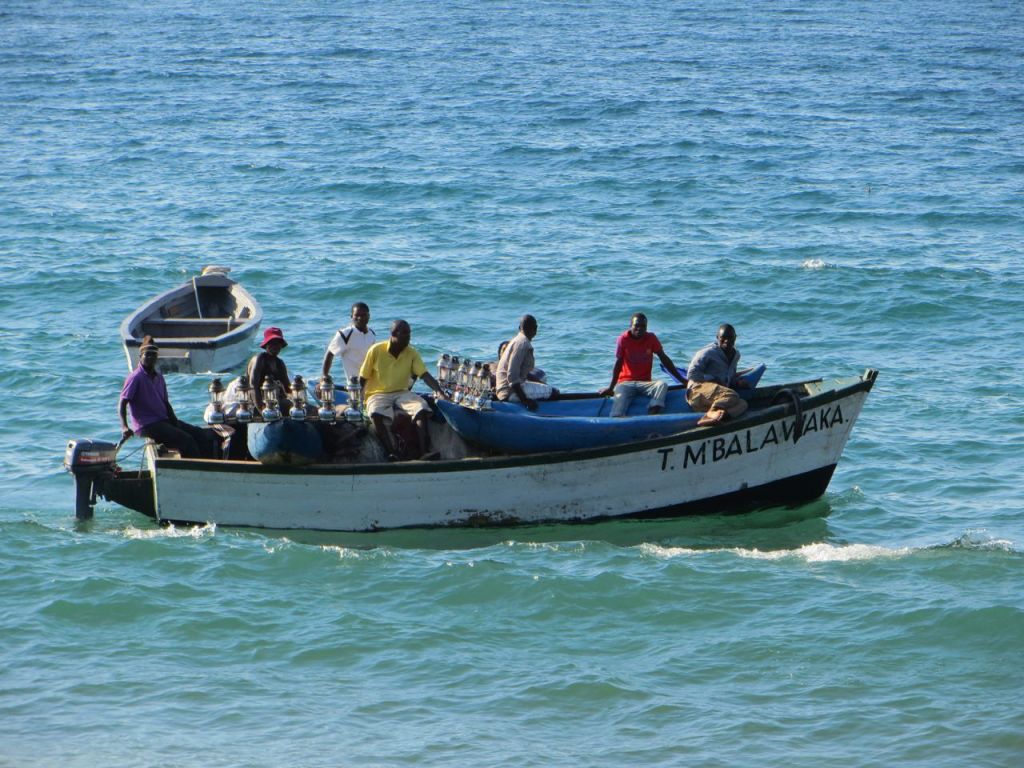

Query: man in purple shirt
119,336,218,458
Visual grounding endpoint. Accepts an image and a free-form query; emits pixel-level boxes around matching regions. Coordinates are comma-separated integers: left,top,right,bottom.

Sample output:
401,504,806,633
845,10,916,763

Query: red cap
260,327,288,348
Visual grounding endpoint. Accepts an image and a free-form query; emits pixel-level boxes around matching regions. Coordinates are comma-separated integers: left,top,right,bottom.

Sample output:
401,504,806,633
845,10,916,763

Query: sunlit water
1,1,1022,766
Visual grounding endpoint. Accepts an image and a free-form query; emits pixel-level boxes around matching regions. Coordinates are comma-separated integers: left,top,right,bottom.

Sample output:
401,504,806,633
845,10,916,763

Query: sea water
1,1,1022,765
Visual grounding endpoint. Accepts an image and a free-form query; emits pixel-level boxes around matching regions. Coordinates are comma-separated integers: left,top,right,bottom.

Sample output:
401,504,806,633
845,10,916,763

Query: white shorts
365,391,430,420
502,381,555,402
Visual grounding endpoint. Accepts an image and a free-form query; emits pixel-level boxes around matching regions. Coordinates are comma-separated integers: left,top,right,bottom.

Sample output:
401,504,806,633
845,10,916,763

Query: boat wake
119,522,217,540
640,541,910,562
640,530,1020,562
934,529,1018,553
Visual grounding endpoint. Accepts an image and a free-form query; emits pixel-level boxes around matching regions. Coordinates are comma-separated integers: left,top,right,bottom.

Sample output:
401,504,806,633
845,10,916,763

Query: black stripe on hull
616,464,837,522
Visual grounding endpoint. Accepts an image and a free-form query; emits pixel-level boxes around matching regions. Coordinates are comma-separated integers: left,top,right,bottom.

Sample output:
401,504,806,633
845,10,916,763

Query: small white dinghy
120,266,263,374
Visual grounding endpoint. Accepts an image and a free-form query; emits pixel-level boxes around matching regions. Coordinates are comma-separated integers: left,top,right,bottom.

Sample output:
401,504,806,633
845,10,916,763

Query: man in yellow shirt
359,319,447,461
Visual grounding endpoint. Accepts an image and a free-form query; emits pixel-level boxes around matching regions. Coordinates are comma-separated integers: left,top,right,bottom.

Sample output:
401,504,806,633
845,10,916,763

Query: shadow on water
259,500,834,552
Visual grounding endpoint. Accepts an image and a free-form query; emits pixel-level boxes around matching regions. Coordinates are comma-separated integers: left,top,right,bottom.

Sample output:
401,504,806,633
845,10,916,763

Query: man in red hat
250,326,292,410
119,336,219,458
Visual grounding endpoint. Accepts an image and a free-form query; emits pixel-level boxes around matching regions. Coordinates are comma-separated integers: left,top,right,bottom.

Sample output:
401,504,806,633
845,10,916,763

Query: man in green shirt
359,319,446,461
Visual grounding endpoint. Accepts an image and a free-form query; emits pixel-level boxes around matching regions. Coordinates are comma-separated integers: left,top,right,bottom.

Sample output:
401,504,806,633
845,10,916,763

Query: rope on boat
770,388,804,444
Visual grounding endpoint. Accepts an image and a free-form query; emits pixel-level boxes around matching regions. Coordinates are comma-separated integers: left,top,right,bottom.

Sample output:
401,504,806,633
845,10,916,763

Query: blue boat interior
428,365,772,454
323,363,766,418
512,362,766,418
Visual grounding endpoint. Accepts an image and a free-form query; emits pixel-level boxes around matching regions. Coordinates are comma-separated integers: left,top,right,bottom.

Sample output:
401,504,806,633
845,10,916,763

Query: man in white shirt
322,302,376,382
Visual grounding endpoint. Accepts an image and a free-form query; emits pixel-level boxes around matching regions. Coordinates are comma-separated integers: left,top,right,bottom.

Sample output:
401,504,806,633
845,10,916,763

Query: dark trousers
141,419,219,459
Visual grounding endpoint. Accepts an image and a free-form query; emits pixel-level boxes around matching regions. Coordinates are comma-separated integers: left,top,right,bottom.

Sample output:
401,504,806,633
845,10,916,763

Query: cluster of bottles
436,354,494,410
203,374,364,426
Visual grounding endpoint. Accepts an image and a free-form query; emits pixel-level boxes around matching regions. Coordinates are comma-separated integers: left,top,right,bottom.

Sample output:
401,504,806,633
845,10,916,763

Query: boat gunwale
154,371,877,477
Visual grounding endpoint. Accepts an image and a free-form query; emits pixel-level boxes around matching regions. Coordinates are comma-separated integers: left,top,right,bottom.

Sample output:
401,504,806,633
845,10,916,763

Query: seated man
490,339,547,388
599,313,687,417
249,326,293,412
359,319,447,461
495,314,556,411
686,323,751,427
119,336,219,458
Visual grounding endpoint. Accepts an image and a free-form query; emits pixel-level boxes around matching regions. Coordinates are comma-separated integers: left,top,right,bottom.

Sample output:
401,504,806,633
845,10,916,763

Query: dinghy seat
140,318,244,338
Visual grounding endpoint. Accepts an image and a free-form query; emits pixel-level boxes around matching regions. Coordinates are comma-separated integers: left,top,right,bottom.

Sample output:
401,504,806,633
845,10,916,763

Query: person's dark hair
631,312,647,324
351,302,369,314
718,323,736,339
391,319,409,335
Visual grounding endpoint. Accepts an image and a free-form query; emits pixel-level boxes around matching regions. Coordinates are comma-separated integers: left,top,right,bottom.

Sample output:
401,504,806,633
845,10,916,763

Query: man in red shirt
599,313,687,417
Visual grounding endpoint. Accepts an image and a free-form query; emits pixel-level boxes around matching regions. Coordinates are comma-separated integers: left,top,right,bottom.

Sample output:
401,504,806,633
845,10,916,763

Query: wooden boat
64,369,877,532
120,266,262,374
436,365,766,453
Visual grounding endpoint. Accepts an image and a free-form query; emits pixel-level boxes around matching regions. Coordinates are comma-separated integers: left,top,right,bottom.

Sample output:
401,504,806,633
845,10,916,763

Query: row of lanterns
436,354,493,410
203,354,496,426
204,374,365,425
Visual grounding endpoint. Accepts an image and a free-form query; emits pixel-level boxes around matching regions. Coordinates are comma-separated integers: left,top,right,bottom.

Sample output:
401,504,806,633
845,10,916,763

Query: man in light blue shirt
686,323,752,427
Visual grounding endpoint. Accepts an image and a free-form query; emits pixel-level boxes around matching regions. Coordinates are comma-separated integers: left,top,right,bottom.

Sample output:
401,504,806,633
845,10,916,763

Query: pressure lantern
318,375,336,423
204,378,225,424
261,378,281,422
290,375,308,421
235,375,253,424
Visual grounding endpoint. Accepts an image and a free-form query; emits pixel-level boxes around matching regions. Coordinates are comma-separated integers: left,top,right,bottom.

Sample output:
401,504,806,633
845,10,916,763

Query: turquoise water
2,1,1022,765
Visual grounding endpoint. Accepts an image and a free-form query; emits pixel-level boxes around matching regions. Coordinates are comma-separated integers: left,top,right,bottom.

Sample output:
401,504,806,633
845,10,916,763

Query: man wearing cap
250,326,292,410
686,323,751,427
359,319,447,461
599,312,687,417
322,302,375,382
119,336,219,458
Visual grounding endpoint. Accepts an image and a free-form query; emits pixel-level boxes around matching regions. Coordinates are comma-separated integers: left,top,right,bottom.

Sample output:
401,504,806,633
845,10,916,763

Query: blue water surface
1,1,1022,766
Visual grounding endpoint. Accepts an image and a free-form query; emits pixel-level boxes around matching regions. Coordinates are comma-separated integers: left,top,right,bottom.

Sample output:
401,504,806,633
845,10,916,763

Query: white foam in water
801,258,828,270
743,542,912,562
320,545,397,561
120,523,217,539
641,541,912,562
947,529,1017,552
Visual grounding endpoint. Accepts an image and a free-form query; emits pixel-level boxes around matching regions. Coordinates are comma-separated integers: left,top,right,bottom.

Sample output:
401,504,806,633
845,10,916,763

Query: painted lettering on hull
658,405,844,471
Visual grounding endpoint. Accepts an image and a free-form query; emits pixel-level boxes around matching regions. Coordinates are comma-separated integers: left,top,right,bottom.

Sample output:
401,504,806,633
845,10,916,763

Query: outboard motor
64,439,118,520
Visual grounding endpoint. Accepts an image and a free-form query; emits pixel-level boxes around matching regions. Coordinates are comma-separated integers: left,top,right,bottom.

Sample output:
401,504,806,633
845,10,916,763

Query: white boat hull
122,332,257,375
147,373,874,532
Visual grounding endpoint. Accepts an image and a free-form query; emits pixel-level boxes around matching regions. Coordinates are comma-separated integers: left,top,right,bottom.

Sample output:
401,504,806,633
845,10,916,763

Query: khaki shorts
365,390,430,420
686,382,748,418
